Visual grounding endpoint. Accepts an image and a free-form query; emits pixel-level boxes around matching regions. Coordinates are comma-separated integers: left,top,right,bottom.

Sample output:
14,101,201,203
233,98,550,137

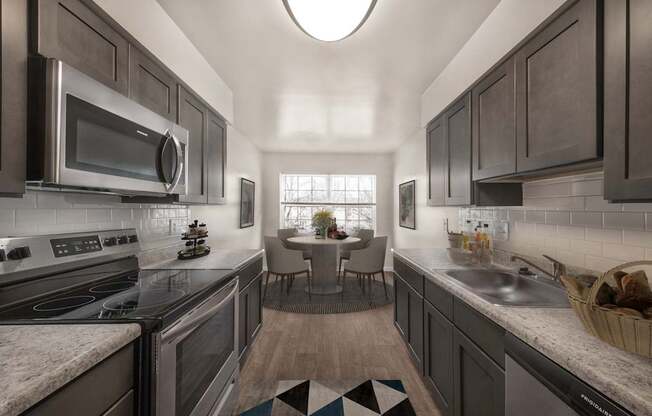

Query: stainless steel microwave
27,59,188,196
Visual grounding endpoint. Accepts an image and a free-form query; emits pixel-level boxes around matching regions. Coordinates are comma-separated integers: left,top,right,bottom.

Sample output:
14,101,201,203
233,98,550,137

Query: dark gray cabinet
238,258,264,365
515,0,600,173
178,87,208,204
394,275,409,339
424,301,454,416
472,58,516,181
604,0,652,201
207,111,227,204
453,330,505,416
129,46,177,121
427,116,446,206
0,0,28,195
444,93,472,206
25,343,136,416
32,0,129,95
393,275,423,371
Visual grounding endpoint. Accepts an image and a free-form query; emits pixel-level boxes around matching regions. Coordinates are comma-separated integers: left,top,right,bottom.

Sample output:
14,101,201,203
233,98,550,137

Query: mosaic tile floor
239,379,416,416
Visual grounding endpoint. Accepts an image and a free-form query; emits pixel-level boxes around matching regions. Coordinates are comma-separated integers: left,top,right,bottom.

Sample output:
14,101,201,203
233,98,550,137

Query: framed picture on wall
240,178,255,228
399,180,416,229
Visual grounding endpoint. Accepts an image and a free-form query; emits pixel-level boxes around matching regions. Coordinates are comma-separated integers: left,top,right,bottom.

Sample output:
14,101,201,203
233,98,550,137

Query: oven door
47,59,188,195
156,279,238,416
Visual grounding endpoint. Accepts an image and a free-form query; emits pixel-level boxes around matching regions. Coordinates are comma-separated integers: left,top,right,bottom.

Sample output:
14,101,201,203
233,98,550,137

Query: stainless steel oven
28,58,188,196
155,279,239,416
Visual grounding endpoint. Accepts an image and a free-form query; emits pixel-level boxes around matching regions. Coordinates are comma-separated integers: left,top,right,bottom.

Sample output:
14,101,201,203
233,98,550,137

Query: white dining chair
277,228,312,262
338,228,374,280
264,236,312,300
341,236,388,298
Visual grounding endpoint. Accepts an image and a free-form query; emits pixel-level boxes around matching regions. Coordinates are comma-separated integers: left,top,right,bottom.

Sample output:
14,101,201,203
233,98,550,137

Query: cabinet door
604,0,652,201
129,46,177,121
427,116,446,206
424,302,454,416
515,0,599,173
453,330,504,416
407,283,424,372
472,58,516,180
247,274,262,345
206,111,227,204
0,0,27,195
178,87,208,204
444,93,472,206
394,276,409,340
238,286,249,358
33,0,129,94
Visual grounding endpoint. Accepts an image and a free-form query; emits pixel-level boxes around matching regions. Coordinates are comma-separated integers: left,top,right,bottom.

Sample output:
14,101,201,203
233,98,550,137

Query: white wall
261,152,394,267
94,0,235,124
192,126,263,250
393,129,458,249
421,0,566,126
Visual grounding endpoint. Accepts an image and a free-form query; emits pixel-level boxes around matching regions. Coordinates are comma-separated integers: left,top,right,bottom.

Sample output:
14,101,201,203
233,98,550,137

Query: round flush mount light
282,0,378,42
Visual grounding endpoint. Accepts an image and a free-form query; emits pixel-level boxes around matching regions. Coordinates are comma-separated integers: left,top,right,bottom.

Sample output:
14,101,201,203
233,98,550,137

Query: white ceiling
157,0,499,153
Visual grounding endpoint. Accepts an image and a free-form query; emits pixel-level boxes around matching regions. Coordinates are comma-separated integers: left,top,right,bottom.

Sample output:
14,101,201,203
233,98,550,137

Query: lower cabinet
25,342,136,416
393,275,423,372
238,272,263,364
452,330,505,416
424,302,454,416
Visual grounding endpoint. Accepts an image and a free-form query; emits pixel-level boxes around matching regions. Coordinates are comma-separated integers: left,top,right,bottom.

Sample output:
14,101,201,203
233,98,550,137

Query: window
280,174,376,232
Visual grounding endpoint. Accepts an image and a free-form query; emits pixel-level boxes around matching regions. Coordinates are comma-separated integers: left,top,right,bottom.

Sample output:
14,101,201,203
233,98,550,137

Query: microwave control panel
51,235,102,258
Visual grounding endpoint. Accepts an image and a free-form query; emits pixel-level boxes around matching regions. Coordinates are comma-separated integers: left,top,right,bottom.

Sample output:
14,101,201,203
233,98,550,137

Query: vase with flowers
312,209,333,239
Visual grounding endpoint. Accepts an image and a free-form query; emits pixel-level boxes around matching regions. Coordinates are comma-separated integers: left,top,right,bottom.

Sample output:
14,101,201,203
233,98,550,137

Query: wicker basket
566,260,652,357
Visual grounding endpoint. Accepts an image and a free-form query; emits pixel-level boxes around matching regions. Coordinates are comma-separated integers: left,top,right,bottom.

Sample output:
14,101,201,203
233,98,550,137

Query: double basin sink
442,268,570,308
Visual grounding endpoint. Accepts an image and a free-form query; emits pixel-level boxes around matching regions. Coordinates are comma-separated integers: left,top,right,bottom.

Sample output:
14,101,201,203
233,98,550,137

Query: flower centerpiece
312,209,333,239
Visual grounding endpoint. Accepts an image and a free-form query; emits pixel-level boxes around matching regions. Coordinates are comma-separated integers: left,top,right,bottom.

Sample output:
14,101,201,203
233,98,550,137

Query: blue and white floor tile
239,380,416,416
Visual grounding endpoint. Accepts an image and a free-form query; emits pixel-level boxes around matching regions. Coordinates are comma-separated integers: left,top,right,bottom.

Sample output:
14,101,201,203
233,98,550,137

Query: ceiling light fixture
282,0,377,42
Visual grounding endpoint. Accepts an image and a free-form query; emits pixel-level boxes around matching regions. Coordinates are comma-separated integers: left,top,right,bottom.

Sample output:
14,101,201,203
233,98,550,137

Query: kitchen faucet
510,254,566,282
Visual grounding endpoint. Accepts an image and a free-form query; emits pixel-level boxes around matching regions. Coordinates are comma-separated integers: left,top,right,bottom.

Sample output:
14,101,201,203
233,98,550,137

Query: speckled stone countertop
393,248,652,416
143,248,263,271
0,324,140,416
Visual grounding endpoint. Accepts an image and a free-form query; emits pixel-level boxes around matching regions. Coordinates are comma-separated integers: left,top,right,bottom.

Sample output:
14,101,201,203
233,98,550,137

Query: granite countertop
393,248,652,416
143,248,263,271
0,324,141,416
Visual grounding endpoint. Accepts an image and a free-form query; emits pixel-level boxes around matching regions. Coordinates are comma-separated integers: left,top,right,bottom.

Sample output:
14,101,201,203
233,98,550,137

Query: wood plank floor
237,303,441,415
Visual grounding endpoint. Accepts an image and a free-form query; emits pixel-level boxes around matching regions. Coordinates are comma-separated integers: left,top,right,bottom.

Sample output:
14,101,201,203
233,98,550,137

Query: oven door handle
162,280,238,343
163,130,184,193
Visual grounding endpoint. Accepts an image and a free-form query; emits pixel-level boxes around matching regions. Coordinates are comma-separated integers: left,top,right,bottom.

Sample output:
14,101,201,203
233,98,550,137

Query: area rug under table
239,379,416,416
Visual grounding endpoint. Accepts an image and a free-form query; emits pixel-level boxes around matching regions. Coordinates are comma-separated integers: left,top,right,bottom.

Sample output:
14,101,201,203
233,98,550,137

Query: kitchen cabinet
515,0,600,173
32,0,129,95
424,301,454,416
452,330,505,416
604,0,652,201
238,258,264,365
393,277,423,371
394,275,409,339
0,0,28,195
444,93,472,206
25,342,136,416
206,111,227,204
128,46,177,121
427,116,446,206
472,58,516,181
178,86,208,204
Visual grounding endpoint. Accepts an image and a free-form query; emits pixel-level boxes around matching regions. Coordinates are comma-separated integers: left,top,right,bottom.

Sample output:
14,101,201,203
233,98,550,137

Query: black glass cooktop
0,259,233,322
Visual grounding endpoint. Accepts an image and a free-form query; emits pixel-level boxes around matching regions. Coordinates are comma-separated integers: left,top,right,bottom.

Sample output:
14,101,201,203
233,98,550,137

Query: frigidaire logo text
581,393,612,416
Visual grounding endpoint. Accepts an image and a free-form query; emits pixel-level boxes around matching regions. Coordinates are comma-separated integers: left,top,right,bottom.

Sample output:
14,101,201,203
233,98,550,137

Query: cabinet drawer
102,390,134,416
394,256,424,295
239,257,263,290
26,343,135,416
453,299,505,368
425,278,453,320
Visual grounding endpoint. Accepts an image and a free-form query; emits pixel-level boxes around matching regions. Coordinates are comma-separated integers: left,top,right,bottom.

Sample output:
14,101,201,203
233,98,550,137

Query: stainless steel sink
444,269,570,308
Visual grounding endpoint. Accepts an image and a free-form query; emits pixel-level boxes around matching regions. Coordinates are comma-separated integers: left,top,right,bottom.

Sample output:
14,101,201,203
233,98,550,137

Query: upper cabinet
0,0,28,196
178,87,208,204
514,0,601,173
604,0,652,201
443,94,472,206
32,0,129,95
427,116,446,206
472,58,516,181
129,46,177,121
207,112,227,204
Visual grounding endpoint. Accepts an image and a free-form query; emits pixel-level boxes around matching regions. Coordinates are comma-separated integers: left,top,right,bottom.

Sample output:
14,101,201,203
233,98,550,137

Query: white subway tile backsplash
570,211,603,227
556,251,586,268
623,230,652,248
523,181,571,198
525,210,546,224
86,209,111,223
569,239,602,256
557,225,586,240
56,209,86,225
36,192,74,209
508,209,525,222
545,211,570,225
544,237,570,250
603,212,645,230
585,228,622,243
585,255,622,273
524,196,584,210
0,193,37,209
570,179,602,196
602,243,645,262
111,208,133,222
584,196,622,212
0,209,14,225
16,209,56,227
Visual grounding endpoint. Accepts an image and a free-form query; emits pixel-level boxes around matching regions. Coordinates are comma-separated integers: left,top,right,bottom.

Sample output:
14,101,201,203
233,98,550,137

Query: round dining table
286,235,361,295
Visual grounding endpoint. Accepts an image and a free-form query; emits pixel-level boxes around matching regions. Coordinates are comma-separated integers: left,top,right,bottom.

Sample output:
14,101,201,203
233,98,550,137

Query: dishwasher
505,333,634,416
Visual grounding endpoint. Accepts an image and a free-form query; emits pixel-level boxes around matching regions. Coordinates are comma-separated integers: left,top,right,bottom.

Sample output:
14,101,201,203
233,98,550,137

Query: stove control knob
7,246,31,260
0,249,6,262
103,237,117,247
117,235,129,245
128,235,138,243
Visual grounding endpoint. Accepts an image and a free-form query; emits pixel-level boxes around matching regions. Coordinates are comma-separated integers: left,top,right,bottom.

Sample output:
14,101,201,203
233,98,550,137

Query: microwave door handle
162,281,238,343
163,131,184,193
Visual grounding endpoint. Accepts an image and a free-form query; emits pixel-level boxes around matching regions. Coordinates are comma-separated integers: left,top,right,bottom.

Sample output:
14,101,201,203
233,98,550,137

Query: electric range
0,229,240,416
